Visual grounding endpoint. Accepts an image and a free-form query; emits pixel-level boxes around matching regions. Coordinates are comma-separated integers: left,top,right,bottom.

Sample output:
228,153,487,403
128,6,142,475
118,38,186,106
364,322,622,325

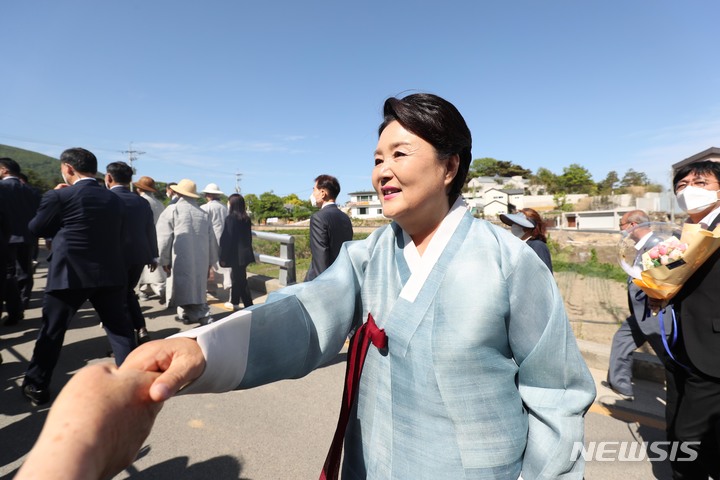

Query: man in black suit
22,148,136,405
0,186,11,365
105,161,159,345
604,210,668,401
0,158,40,325
304,174,354,281
666,160,720,478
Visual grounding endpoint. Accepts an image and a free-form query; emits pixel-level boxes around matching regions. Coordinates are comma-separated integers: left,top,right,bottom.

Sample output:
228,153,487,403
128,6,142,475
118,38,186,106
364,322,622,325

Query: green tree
557,164,596,194
597,170,619,194
469,158,532,179
620,168,649,187
281,193,306,207
244,193,260,219
25,167,60,192
531,167,558,194
255,191,285,222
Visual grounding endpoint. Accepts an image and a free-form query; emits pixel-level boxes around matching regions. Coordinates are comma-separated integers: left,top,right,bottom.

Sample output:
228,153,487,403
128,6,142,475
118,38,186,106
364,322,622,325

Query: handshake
15,338,205,480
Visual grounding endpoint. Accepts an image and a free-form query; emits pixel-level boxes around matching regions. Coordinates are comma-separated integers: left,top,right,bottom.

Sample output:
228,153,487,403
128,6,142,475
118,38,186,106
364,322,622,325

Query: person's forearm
17,435,104,480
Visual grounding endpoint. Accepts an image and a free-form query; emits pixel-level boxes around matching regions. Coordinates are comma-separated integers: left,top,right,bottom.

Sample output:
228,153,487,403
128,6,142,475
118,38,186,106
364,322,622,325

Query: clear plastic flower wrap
618,221,720,301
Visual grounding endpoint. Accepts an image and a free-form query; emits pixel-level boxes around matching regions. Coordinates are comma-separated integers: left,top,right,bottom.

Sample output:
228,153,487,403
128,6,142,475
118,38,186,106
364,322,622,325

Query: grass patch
553,260,627,282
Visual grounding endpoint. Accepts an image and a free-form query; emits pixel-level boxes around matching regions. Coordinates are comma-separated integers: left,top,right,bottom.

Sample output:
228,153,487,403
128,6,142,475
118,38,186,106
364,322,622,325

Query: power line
120,142,145,190
235,171,243,193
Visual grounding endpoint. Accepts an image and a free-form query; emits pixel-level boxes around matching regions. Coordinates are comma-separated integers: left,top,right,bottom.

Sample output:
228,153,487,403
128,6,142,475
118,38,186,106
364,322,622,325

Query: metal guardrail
251,230,296,286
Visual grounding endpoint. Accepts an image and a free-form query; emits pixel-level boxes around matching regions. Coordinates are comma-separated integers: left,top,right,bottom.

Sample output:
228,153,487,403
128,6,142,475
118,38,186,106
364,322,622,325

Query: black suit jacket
0,187,11,250
0,177,40,244
673,215,720,377
305,203,353,281
111,186,158,266
29,179,127,291
219,215,255,268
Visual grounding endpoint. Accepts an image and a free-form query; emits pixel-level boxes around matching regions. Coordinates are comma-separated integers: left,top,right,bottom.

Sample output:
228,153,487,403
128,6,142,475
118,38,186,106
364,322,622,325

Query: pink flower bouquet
633,223,720,301
641,236,688,270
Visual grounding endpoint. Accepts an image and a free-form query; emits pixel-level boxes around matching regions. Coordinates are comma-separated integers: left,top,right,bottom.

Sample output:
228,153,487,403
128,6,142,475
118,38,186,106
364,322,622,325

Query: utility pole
120,142,145,190
235,171,243,193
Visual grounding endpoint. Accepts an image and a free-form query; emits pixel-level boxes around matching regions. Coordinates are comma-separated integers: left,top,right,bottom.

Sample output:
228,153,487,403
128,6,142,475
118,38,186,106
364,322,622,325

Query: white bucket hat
201,183,224,195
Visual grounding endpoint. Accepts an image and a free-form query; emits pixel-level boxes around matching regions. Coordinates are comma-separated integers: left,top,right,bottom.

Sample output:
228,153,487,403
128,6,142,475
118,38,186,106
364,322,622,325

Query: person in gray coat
604,209,669,400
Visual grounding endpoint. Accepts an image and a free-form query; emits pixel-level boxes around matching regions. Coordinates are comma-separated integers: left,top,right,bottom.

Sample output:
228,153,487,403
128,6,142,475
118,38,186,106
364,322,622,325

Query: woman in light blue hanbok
17,93,596,480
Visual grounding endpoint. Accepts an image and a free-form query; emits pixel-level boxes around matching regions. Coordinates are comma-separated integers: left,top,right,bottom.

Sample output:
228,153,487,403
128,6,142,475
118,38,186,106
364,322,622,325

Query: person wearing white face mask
664,160,720,479
304,174,353,281
500,208,553,272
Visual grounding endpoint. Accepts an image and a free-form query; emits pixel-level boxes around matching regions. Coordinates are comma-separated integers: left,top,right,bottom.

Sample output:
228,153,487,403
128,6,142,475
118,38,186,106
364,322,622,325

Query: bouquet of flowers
618,222,720,302
640,236,688,270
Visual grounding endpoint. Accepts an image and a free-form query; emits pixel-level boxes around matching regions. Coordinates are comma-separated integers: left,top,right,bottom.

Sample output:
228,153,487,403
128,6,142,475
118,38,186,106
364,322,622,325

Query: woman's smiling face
372,120,458,235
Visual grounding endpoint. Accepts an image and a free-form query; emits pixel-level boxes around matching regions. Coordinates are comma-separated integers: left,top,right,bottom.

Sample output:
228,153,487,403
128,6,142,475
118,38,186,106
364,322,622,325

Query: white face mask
510,224,526,238
309,194,317,208
676,185,719,214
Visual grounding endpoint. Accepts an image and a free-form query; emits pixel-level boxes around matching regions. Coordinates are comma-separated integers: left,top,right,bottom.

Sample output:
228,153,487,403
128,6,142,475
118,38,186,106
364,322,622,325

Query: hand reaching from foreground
120,338,206,402
16,364,163,480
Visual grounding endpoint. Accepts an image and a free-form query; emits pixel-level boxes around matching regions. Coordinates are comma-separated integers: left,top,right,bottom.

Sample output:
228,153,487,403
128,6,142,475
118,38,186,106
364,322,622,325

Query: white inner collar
400,197,468,302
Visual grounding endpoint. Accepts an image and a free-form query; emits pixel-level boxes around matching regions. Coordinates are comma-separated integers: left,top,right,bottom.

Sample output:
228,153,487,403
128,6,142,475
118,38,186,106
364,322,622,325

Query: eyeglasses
619,221,634,229
674,179,719,192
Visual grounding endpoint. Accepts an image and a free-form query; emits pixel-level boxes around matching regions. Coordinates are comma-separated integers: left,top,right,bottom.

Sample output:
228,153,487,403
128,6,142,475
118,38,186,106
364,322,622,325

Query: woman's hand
16,364,163,480
120,338,206,402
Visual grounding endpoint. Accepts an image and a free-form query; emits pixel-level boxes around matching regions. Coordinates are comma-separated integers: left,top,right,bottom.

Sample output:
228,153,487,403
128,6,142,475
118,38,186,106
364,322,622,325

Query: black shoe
2,314,23,326
137,328,151,345
601,380,634,401
174,315,192,325
22,383,50,406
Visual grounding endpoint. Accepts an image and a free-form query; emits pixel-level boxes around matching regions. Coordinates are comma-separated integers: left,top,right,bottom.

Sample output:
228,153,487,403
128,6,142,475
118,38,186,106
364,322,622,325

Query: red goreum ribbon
320,313,387,480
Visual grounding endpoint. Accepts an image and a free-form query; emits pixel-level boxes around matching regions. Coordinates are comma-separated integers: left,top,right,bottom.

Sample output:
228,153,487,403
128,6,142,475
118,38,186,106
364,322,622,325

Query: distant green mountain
0,144,62,191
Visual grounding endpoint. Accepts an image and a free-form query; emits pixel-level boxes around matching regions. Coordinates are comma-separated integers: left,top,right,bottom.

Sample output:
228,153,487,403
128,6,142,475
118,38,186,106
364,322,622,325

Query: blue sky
2,1,719,202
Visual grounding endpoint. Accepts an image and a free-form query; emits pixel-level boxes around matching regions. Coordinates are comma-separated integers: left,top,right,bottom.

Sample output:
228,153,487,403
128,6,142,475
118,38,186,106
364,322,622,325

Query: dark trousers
17,241,35,307
666,362,720,479
608,314,669,396
24,286,137,389
126,264,146,330
231,265,253,307
3,243,29,319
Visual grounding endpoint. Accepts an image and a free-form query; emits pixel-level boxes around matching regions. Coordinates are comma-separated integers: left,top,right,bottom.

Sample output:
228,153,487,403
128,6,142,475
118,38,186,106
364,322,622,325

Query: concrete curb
247,273,284,295
577,339,666,384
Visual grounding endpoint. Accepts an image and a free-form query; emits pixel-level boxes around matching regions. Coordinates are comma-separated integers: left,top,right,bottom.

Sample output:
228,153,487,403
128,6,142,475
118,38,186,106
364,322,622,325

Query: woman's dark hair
378,93,472,203
672,160,720,192
520,208,547,243
228,193,250,221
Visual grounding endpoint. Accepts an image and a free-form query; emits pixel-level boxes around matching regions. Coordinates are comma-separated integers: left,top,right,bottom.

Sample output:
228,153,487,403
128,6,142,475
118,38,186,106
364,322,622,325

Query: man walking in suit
105,162,159,345
604,209,668,401
0,158,40,325
305,174,353,281
664,160,720,478
22,148,136,405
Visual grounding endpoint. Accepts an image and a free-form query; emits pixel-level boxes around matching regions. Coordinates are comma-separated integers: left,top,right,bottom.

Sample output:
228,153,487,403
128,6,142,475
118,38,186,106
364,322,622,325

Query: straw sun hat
170,179,200,199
